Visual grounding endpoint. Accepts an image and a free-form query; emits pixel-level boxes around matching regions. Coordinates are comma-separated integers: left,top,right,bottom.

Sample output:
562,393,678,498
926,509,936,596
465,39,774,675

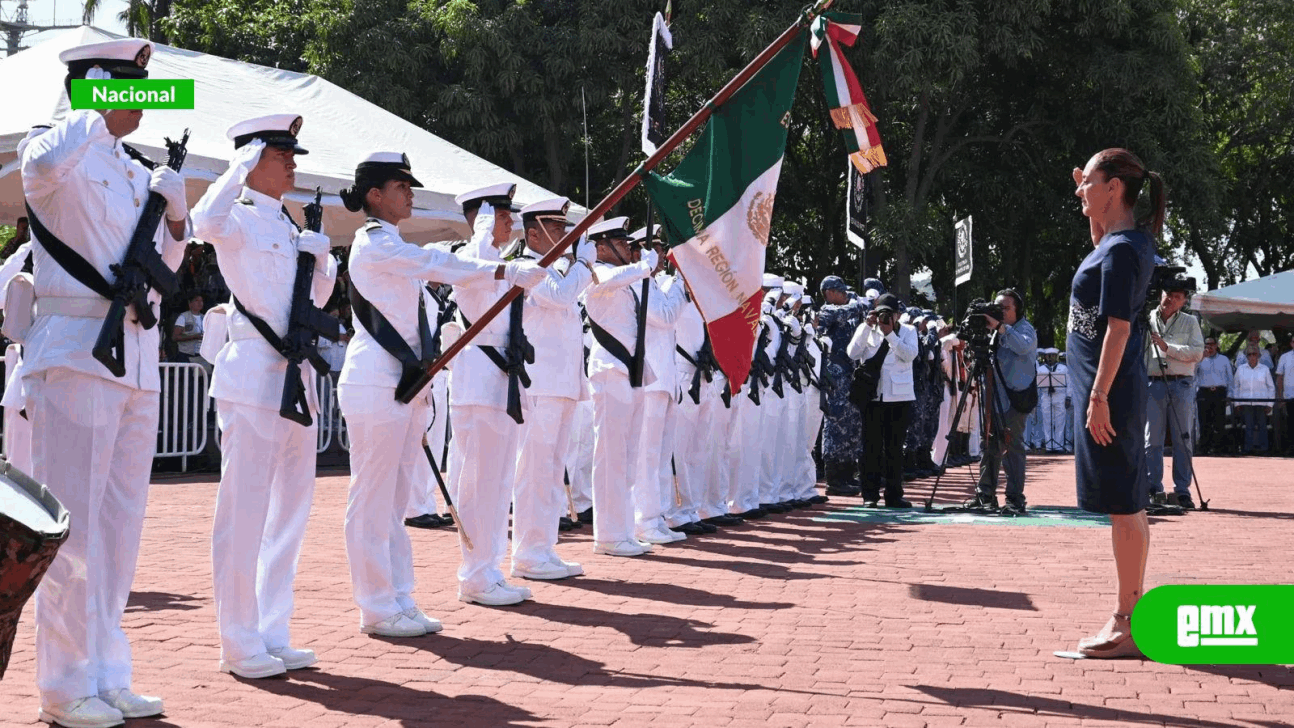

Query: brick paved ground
3,454,1292,727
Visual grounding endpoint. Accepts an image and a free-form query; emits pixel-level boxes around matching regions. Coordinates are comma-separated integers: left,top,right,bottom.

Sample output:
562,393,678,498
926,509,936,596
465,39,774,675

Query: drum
0,460,69,679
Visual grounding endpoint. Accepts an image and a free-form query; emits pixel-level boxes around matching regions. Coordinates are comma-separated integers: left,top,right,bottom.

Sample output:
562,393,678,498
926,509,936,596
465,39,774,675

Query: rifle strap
460,302,531,388
588,314,636,381
231,295,288,356
675,344,702,405
349,284,432,369
24,203,113,300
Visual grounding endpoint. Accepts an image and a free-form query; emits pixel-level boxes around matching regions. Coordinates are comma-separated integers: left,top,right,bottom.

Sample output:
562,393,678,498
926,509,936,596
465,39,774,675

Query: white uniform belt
228,316,283,343
34,296,111,318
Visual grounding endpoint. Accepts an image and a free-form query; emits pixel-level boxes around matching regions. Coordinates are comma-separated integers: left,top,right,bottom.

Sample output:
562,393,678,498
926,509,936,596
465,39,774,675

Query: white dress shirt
585,259,658,381
1195,353,1232,390
1231,362,1275,407
20,110,189,391
1275,350,1294,400
193,174,337,411
642,272,686,396
846,320,919,402
339,218,497,396
518,248,592,401
449,227,526,411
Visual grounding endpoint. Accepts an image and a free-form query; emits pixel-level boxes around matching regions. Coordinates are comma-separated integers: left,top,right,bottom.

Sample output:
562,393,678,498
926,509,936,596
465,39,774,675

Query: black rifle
746,323,773,404
502,296,535,424
92,130,189,377
278,188,341,426
774,322,802,394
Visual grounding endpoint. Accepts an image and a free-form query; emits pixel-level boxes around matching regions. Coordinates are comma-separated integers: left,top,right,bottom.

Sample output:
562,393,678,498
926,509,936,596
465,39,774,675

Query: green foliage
159,0,1288,339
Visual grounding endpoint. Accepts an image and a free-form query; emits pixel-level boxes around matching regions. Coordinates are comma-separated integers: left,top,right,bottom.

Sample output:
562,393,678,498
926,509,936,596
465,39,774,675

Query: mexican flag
643,34,806,391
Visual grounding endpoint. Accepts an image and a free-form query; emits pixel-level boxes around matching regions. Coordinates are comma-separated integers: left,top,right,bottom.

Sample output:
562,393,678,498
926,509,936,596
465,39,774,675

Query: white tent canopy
0,26,582,245
1191,269,1294,331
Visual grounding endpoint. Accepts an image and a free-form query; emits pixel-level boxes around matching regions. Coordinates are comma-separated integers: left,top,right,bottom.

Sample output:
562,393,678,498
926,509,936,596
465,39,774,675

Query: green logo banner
70,79,195,110
1133,585,1294,664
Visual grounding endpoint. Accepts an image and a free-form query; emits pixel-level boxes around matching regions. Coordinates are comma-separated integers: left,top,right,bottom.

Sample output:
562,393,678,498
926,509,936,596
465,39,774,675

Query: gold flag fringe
829,102,878,130
850,146,888,174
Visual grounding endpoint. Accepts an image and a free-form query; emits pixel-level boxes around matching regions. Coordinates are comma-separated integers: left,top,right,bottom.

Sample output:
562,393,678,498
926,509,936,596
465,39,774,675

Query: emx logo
1133,585,1292,664
1177,605,1257,647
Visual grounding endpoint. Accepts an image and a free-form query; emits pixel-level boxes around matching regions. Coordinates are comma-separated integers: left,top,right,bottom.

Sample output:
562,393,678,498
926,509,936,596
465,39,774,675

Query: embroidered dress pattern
1068,300,1098,340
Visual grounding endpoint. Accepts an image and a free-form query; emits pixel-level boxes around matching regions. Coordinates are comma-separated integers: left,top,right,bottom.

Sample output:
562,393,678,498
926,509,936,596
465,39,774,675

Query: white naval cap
762,273,784,289
354,151,423,187
59,39,152,80
629,224,662,243
587,216,631,240
226,113,309,154
783,281,805,297
454,183,519,213
520,197,571,223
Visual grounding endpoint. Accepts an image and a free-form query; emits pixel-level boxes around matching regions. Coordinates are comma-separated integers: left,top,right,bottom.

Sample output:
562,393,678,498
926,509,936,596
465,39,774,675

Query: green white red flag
811,12,887,174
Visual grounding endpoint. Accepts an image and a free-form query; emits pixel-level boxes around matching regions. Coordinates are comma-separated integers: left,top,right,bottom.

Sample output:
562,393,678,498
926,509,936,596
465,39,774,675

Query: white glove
641,248,659,272
575,234,596,265
232,138,266,178
149,167,189,221
762,300,773,315
504,260,548,289
85,67,111,81
297,230,331,257
474,201,496,235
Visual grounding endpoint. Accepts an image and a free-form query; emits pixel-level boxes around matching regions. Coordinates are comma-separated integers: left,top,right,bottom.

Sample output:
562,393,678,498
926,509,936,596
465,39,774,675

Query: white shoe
220,652,287,679
97,689,163,719
553,558,584,577
637,526,685,544
458,581,526,606
594,539,649,557
360,613,428,637
512,560,574,580
402,608,444,634
39,697,124,728
498,579,533,600
268,646,318,670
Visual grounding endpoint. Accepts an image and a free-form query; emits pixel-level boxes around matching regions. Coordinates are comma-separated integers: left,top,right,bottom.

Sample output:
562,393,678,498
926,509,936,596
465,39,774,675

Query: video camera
958,298,1004,349
1149,265,1196,299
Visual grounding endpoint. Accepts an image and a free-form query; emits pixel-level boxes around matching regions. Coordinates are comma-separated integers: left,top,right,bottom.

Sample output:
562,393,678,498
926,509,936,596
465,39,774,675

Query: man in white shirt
192,114,337,678
1194,337,1232,455
1234,330,1274,370
21,39,188,727
511,197,596,579
585,217,661,556
172,292,205,360
847,293,918,507
1275,339,1294,456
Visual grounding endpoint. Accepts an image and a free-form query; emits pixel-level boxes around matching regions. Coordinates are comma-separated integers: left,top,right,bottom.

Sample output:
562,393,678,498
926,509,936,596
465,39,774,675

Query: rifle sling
587,315,637,383
460,305,531,389
24,203,114,301
349,284,434,372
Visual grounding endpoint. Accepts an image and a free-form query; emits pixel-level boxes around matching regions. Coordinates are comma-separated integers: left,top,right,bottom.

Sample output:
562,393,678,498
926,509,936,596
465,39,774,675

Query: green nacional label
70,79,195,110
1133,585,1294,664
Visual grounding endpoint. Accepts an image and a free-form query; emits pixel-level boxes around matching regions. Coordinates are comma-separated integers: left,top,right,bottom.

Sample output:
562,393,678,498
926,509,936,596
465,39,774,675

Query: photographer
1144,279,1203,507
966,289,1038,515
847,293,918,508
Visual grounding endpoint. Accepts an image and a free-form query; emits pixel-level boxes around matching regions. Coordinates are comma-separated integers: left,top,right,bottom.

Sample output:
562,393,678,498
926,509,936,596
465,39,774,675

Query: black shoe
884,498,912,509
962,493,999,511
1177,495,1196,510
825,484,861,497
695,520,718,533
807,494,829,504
558,517,577,532
902,470,918,482
738,508,767,519
705,514,744,526
788,499,812,508
915,469,933,479
1000,500,1027,517
862,499,880,508
670,522,707,535
577,507,593,524
1150,492,1167,505
760,502,789,513
404,514,443,529
440,512,455,525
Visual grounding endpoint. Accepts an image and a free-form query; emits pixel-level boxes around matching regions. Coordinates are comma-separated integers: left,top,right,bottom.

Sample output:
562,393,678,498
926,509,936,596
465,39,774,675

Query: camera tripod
924,342,1004,512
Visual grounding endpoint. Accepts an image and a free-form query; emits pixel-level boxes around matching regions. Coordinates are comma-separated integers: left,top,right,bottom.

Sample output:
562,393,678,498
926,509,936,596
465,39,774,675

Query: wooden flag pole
399,0,835,398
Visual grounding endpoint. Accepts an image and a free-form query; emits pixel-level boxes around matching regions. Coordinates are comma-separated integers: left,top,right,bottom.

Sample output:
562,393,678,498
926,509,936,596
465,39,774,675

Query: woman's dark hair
339,180,379,214
996,288,1025,317
1092,148,1167,239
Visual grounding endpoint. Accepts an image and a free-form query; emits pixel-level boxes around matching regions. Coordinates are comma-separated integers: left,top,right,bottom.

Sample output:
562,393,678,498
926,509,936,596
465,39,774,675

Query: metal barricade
157,362,210,472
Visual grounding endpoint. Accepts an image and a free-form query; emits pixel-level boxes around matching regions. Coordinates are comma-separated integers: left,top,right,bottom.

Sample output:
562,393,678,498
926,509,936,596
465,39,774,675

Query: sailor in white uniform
510,197,596,579
21,38,187,727
192,114,337,679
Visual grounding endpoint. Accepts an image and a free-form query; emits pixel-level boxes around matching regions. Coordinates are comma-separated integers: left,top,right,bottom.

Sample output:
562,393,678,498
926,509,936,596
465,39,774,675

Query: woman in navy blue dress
1064,149,1163,658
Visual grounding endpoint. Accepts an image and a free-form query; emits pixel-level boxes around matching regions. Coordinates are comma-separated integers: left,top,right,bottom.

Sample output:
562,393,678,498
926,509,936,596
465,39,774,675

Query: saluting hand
232,138,266,177
641,248,659,272
575,234,596,265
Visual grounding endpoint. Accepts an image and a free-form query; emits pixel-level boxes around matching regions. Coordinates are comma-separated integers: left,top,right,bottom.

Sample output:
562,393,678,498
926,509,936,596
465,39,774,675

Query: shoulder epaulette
364,221,382,232
235,197,254,206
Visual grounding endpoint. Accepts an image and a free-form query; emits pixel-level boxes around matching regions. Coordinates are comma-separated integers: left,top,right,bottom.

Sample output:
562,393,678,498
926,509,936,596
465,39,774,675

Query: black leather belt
1151,374,1192,381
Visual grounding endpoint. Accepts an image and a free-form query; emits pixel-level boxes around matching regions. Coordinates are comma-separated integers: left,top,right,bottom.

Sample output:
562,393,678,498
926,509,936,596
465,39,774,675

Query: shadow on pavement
907,584,1037,611
126,591,204,613
1203,507,1294,521
245,669,540,727
1184,663,1294,690
911,684,1242,728
549,577,795,611
514,601,757,648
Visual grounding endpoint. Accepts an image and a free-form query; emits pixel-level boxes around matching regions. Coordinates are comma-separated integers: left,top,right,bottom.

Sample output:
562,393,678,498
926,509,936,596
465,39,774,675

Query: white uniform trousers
695,384,732,519
212,399,316,661
797,388,825,500
931,389,955,467
565,399,594,513
727,394,763,514
664,392,701,527
590,370,645,544
633,391,673,535
29,369,156,707
405,380,449,519
758,392,788,504
340,385,427,625
447,404,518,594
3,399,32,475
776,389,805,501
513,394,576,569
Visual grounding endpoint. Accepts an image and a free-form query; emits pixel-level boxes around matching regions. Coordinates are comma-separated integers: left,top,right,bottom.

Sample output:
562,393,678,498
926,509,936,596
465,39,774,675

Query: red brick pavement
3,454,1292,727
